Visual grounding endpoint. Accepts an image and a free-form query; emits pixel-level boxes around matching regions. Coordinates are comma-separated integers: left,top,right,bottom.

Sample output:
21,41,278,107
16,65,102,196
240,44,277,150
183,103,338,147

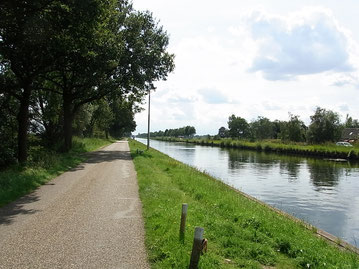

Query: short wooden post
189,227,204,269
179,203,188,242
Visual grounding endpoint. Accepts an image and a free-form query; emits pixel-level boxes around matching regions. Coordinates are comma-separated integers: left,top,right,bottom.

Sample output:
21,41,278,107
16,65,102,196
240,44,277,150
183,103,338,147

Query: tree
0,0,57,162
307,107,342,143
279,114,307,142
0,90,18,166
344,114,359,128
218,127,228,138
184,126,196,137
250,116,274,140
227,114,250,139
108,96,139,138
45,1,174,151
0,0,174,166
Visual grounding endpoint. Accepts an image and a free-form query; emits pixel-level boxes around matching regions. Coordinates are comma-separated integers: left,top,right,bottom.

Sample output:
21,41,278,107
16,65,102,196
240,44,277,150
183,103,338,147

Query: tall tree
344,114,359,128
0,0,56,162
279,114,307,142
227,114,250,139
307,107,342,143
109,97,139,138
44,0,174,151
250,116,275,140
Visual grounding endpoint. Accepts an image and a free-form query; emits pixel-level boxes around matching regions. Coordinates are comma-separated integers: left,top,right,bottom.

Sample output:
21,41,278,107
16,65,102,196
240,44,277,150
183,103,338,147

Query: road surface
0,141,150,269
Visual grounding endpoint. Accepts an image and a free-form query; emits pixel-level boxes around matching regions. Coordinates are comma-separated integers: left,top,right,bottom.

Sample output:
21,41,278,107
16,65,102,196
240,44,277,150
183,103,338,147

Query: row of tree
137,126,196,138
220,107,359,143
0,0,174,166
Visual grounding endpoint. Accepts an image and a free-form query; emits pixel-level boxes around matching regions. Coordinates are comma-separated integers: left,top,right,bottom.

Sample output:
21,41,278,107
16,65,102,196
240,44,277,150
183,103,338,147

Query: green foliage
129,140,358,268
279,114,307,142
307,107,342,143
227,114,250,139
108,94,139,138
0,0,174,162
344,114,359,128
156,137,359,160
0,92,18,167
0,137,113,207
250,116,275,140
138,126,196,138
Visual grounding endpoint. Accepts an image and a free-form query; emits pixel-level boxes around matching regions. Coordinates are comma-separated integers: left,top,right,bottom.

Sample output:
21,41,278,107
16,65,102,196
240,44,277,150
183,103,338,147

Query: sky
132,0,359,135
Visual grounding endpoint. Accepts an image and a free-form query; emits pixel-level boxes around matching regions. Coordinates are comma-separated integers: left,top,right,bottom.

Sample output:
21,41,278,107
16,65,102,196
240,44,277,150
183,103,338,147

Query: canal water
137,138,359,246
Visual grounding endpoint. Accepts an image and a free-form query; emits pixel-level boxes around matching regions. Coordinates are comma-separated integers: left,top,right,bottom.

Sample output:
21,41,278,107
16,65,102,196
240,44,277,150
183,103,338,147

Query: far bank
151,137,359,161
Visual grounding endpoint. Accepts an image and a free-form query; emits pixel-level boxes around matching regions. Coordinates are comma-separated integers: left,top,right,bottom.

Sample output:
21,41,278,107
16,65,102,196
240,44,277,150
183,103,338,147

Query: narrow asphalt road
0,141,150,269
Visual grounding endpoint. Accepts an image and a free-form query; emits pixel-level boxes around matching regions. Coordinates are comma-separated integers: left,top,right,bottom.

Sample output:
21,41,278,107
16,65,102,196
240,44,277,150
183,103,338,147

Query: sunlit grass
129,139,359,268
0,137,114,207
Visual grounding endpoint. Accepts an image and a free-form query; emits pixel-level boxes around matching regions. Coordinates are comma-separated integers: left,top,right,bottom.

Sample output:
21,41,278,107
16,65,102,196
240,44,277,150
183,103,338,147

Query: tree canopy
307,107,342,143
0,0,174,164
227,114,250,139
138,126,196,138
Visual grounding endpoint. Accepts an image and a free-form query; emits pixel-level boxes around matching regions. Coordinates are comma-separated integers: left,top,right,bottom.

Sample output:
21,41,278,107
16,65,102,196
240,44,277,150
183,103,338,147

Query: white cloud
338,103,349,112
246,8,355,80
262,101,282,111
198,88,230,104
331,74,359,88
134,2,359,135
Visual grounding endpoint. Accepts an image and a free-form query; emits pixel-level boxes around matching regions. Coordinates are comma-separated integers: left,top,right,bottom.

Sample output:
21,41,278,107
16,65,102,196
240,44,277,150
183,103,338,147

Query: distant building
341,128,359,143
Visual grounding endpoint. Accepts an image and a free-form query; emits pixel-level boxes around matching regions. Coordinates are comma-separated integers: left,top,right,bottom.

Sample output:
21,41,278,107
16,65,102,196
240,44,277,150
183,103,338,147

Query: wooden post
179,203,188,242
147,90,150,150
189,227,204,269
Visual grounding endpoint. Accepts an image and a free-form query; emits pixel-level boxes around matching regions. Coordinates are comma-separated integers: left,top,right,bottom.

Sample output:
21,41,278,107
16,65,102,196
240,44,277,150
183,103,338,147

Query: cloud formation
247,8,354,80
331,74,359,88
198,88,229,104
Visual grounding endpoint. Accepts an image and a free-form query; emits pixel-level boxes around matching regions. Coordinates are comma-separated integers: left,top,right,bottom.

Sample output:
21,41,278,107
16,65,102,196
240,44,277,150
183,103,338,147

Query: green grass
155,137,359,161
0,137,115,207
129,139,359,269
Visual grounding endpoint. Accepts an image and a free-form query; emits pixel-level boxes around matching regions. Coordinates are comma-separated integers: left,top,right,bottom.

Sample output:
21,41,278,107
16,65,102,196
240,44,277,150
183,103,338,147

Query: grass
129,139,359,268
0,137,115,207
155,137,359,161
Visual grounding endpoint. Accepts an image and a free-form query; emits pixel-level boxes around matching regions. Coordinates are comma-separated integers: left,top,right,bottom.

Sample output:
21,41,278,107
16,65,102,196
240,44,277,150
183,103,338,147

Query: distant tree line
219,107,359,143
0,0,174,167
137,126,196,138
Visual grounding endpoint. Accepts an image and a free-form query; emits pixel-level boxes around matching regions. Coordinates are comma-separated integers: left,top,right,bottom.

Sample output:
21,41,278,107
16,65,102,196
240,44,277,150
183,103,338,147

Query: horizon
133,0,359,135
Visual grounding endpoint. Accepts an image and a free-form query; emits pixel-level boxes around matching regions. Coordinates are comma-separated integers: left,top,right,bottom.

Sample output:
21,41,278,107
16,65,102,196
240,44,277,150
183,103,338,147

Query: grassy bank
129,139,358,268
0,137,114,207
155,137,359,161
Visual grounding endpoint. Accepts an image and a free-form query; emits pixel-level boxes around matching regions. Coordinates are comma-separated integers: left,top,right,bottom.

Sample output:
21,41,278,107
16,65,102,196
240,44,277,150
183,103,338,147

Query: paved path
0,141,150,269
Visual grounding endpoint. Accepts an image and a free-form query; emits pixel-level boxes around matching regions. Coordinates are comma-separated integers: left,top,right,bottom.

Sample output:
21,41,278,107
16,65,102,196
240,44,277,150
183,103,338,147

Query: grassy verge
155,137,359,161
0,137,115,207
129,139,358,268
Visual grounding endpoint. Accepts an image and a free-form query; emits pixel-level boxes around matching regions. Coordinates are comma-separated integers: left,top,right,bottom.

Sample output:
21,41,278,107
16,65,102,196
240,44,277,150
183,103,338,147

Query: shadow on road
86,150,132,163
0,143,128,225
69,149,132,172
0,193,40,225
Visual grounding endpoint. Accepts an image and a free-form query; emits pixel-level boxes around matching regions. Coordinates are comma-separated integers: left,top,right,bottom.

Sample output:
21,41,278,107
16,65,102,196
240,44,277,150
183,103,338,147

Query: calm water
137,138,359,246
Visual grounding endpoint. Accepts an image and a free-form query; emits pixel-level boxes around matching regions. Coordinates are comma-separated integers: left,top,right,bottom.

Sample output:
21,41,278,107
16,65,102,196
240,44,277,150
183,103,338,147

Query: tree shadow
85,150,132,163
0,192,40,225
69,149,133,172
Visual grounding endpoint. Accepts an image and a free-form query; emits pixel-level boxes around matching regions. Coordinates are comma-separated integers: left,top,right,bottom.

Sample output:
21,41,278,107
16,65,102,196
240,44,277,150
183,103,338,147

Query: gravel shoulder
0,141,150,269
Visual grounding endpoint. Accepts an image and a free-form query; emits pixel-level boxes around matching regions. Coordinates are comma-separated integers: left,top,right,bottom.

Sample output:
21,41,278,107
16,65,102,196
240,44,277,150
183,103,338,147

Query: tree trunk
63,94,74,152
17,85,31,163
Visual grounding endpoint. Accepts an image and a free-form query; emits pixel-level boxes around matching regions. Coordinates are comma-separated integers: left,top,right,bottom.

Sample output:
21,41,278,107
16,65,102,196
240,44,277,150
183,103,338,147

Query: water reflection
137,138,359,246
279,160,302,180
307,160,342,191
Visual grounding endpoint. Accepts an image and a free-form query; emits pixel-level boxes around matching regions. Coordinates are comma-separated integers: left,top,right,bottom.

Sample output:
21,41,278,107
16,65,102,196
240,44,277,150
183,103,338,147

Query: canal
137,138,359,247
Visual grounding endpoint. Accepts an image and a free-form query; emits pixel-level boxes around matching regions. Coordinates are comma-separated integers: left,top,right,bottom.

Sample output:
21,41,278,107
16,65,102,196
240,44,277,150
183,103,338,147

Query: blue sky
133,0,359,135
